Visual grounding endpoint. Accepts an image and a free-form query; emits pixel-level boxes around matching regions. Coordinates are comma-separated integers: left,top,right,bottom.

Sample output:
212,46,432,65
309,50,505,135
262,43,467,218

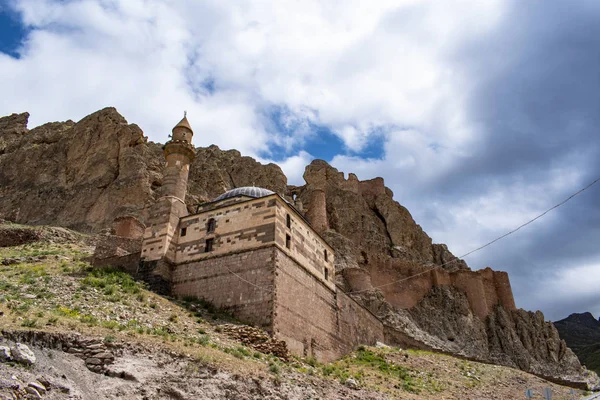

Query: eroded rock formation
0,109,286,232
0,108,596,389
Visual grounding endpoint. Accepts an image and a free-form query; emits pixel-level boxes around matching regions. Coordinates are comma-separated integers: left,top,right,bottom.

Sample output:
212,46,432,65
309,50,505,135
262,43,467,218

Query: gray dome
214,187,275,201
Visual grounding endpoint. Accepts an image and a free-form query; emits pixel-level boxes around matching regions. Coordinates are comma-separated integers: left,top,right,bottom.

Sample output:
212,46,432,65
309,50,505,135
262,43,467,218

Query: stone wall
336,289,385,353
141,196,188,262
274,199,335,289
364,262,517,319
273,249,383,362
171,246,275,328
175,196,277,262
113,216,145,239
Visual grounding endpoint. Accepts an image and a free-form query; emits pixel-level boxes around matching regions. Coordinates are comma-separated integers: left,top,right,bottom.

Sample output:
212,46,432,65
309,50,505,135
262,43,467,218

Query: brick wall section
93,252,141,275
137,259,173,295
273,249,383,362
171,246,275,328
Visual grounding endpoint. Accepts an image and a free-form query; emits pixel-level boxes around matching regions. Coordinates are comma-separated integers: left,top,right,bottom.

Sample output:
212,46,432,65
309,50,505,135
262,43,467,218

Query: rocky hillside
0,223,591,399
0,108,598,389
555,313,600,375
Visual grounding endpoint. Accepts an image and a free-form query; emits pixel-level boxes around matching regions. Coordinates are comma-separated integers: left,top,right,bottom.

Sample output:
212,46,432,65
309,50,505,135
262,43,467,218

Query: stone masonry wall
274,199,335,290
141,196,187,262
171,246,275,328
273,249,383,362
336,289,385,353
365,263,516,319
175,196,277,263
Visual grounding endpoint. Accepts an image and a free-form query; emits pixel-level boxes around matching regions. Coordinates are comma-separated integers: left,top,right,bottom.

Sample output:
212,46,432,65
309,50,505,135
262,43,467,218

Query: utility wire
347,175,600,294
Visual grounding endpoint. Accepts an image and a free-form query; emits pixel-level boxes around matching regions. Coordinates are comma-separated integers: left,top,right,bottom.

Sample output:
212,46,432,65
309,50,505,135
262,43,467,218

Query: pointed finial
184,110,187,118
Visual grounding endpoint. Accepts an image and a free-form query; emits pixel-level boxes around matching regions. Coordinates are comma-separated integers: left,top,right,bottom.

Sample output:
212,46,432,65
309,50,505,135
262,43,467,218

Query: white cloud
2,0,507,157
260,151,314,186
4,0,596,319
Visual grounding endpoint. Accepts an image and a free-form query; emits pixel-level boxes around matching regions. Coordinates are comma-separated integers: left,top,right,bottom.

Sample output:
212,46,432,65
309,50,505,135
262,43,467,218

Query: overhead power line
347,175,600,294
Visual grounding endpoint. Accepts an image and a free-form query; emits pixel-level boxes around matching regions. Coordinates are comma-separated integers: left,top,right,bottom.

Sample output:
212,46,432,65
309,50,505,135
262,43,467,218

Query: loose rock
11,343,36,365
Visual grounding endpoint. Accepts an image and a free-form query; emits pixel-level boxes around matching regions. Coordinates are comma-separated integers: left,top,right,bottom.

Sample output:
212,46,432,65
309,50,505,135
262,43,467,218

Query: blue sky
0,4,28,58
1,0,599,321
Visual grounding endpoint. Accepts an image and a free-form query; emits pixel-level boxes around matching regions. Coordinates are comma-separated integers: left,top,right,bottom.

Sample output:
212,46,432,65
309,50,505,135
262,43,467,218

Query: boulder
0,345,11,362
11,343,36,365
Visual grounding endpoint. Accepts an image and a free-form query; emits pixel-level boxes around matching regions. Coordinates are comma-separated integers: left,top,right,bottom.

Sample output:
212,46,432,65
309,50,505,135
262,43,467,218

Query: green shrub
80,314,98,325
82,267,142,295
21,318,37,327
197,334,210,346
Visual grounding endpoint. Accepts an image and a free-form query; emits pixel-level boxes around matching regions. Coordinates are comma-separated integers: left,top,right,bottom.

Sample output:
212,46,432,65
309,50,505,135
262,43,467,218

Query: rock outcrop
289,159,596,389
0,109,286,232
555,312,600,376
0,109,596,389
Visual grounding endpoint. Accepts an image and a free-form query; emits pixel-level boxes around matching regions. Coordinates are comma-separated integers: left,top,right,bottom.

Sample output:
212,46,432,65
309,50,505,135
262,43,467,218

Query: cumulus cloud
1,0,599,320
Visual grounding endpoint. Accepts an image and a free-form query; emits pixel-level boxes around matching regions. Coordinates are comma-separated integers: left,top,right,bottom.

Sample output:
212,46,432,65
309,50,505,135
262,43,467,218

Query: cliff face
0,109,286,232
293,159,596,389
0,108,596,388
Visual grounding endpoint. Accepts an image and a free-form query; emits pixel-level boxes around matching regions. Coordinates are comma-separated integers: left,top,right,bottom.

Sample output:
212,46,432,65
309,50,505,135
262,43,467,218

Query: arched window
207,218,216,233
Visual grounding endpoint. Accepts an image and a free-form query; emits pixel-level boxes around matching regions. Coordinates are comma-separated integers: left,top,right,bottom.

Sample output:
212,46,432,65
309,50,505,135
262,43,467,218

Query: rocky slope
0,109,597,389
0,224,591,399
555,313,600,375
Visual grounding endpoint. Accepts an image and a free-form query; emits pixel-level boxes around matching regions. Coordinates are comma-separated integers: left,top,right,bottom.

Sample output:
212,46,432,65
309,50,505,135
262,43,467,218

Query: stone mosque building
137,115,384,361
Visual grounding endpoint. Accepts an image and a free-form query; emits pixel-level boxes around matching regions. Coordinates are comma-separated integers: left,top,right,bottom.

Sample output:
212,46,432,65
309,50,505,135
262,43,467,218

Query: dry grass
0,229,590,399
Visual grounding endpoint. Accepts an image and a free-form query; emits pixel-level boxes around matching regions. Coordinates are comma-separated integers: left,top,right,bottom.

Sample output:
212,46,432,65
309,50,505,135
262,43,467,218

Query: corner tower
140,114,195,265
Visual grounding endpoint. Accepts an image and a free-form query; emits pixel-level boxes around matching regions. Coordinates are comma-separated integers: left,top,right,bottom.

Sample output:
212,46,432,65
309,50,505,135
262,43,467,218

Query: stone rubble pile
219,324,289,360
65,338,116,373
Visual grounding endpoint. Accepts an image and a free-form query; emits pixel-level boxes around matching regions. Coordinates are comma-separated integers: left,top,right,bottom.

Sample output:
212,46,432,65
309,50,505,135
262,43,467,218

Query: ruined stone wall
113,216,145,239
306,189,329,233
174,196,277,263
368,264,517,319
274,200,335,290
492,270,517,311
273,249,383,362
171,247,275,328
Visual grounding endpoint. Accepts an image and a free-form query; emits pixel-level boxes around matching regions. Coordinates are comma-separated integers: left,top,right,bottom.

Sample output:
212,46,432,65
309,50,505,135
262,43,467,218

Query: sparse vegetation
0,226,589,399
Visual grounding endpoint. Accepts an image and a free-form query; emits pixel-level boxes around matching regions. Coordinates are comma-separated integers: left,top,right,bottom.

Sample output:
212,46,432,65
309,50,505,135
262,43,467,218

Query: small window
324,249,328,262
181,227,187,237
205,238,214,253
286,234,291,249
207,218,216,233
324,268,329,280
286,214,291,229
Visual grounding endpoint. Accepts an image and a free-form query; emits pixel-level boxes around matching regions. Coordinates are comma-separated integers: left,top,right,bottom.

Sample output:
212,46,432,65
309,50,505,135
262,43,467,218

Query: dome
214,186,275,202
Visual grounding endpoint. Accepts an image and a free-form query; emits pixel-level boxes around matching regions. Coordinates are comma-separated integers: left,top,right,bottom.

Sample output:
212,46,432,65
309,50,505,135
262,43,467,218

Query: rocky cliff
0,108,597,389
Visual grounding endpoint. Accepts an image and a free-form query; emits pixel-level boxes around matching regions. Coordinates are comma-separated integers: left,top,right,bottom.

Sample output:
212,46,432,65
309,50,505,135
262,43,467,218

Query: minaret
141,113,195,265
